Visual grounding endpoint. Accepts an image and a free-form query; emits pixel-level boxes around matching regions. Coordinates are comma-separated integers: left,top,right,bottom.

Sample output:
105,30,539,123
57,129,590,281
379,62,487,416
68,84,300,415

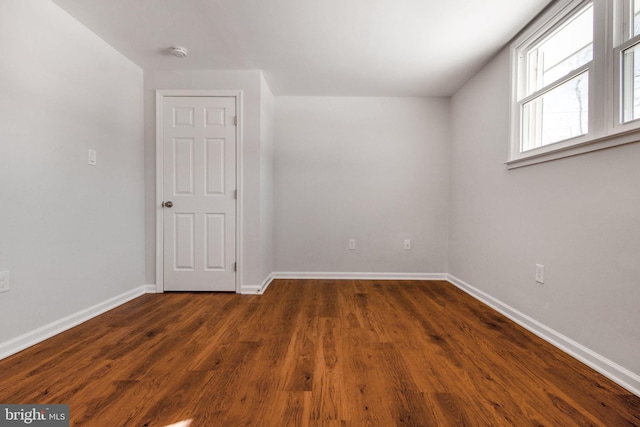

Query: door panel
174,138,195,195
205,213,225,270
174,213,195,270
205,138,225,195
162,96,236,291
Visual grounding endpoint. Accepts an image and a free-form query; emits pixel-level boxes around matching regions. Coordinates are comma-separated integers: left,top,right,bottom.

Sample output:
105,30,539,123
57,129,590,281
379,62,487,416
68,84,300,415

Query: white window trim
507,0,640,169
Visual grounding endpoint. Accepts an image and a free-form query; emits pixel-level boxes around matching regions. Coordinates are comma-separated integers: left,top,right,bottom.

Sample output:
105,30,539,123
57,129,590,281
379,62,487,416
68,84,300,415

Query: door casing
155,90,243,293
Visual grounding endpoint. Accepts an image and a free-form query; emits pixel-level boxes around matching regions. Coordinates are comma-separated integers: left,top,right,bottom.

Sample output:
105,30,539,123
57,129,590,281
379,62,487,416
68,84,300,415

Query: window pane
522,72,589,151
622,42,640,122
526,4,593,96
626,0,640,40
634,0,640,37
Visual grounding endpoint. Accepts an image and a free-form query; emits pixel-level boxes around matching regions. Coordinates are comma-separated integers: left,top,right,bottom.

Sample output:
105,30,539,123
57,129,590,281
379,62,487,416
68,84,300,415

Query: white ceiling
51,0,553,96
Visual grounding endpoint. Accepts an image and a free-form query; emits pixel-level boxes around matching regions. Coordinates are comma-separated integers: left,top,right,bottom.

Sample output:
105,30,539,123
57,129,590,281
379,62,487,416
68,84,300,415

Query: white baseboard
240,273,275,295
259,273,275,294
446,274,640,397
0,285,149,361
143,284,157,294
273,271,448,281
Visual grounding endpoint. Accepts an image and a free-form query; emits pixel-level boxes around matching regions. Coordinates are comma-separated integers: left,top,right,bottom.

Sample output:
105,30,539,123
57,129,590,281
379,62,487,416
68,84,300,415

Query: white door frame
156,89,243,293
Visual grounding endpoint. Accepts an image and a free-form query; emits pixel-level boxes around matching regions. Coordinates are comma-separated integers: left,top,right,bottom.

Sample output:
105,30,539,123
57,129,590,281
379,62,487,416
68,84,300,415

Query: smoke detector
171,46,188,58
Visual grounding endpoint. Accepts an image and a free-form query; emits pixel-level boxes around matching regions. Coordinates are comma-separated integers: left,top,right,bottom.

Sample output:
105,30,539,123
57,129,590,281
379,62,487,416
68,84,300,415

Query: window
509,0,640,167
619,0,640,122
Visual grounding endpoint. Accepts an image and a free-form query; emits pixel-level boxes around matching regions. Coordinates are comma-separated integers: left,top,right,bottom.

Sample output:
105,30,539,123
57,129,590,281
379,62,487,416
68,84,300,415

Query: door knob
163,201,173,208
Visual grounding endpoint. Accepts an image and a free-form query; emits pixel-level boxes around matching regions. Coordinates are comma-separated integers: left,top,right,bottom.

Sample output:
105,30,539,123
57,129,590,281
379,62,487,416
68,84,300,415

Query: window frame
507,0,640,168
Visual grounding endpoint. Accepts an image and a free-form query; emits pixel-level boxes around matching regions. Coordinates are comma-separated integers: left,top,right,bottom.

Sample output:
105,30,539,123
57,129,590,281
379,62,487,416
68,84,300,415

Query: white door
162,96,236,291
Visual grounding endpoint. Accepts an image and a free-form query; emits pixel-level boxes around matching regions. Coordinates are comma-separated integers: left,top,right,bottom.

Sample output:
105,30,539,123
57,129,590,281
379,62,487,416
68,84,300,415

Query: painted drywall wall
0,0,145,343
144,70,273,291
260,75,275,284
274,96,449,274
449,49,640,376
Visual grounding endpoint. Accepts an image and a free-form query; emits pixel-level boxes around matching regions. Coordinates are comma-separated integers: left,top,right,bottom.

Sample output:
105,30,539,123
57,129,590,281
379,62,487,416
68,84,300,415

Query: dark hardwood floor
0,280,638,426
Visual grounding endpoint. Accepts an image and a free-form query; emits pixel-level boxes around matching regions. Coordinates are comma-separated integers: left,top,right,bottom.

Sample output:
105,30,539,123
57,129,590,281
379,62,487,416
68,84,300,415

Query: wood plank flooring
0,280,638,426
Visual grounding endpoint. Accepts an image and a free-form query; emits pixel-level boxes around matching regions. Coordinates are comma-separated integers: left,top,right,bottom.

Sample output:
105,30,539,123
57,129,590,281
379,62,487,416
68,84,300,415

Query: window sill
505,129,640,169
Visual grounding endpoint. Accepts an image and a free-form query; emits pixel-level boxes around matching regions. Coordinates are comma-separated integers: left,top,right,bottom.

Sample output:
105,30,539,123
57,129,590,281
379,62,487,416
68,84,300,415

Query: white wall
0,1,145,343
449,49,640,378
144,70,274,291
274,97,449,274
260,75,275,283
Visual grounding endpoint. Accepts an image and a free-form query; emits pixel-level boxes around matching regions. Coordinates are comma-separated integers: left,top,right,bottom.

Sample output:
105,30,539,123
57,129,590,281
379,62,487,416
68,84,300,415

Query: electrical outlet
88,149,97,166
0,270,10,293
348,239,356,250
404,239,411,250
535,264,544,284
